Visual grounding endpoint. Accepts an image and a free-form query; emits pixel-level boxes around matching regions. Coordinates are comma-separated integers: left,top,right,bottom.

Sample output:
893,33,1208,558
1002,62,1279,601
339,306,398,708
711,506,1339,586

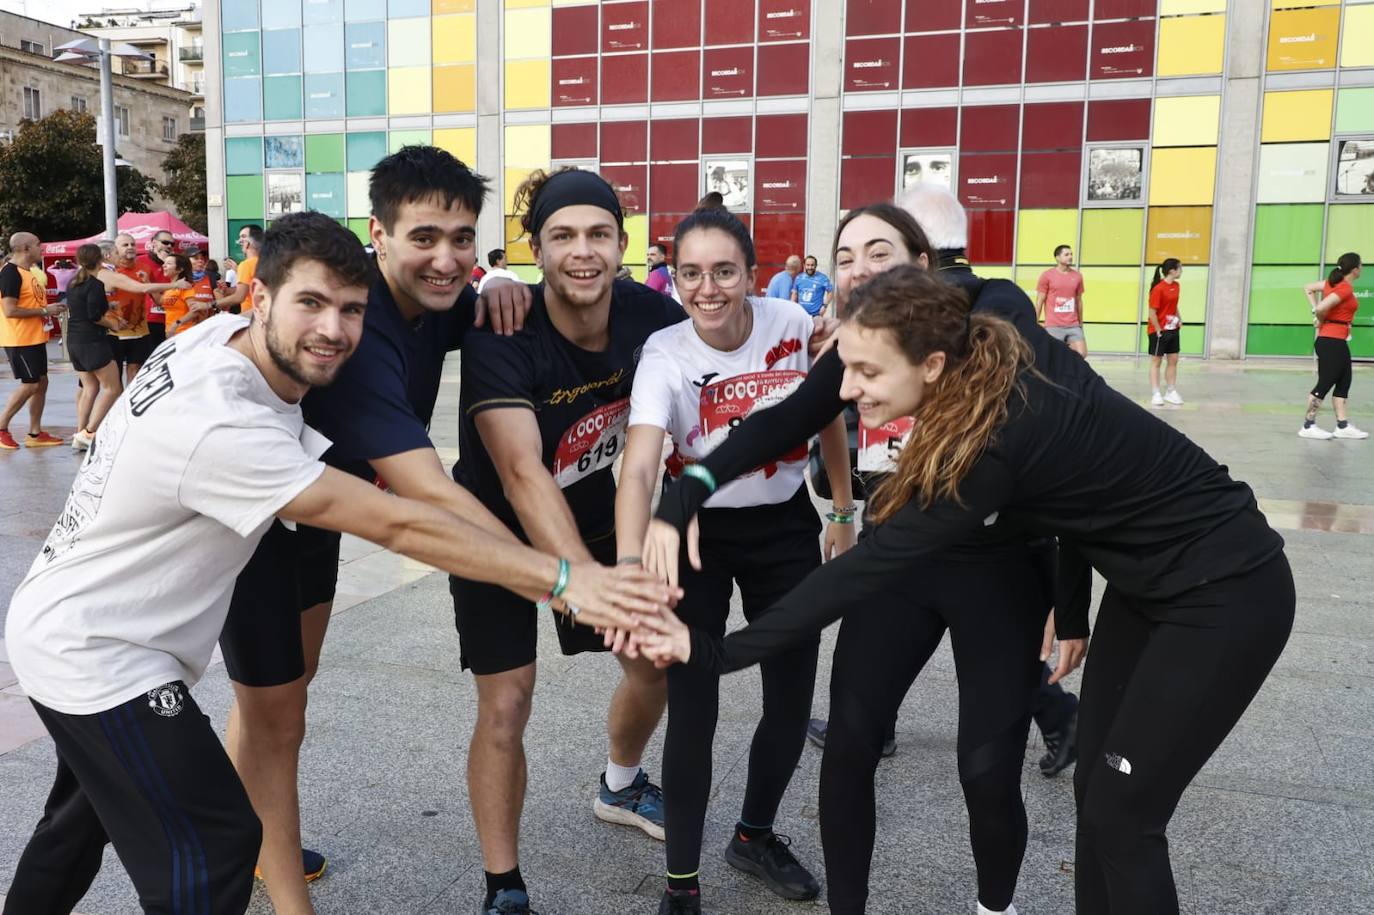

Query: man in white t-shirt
476,247,520,293
2,212,671,915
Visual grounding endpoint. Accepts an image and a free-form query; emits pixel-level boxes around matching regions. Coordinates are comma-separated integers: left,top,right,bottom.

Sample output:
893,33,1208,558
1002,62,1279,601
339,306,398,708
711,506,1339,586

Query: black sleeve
461,328,539,416
655,346,847,532
448,284,478,351
975,279,1040,339
0,264,21,300
1054,539,1093,640
688,450,1019,674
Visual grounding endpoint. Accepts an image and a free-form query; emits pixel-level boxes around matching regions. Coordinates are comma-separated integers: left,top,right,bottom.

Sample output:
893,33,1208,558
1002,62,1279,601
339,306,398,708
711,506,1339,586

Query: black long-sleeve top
658,298,1284,675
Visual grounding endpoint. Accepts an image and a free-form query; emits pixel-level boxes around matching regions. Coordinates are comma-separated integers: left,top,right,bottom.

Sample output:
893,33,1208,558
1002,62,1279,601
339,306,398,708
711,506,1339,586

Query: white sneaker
1333,424,1369,439
1164,389,1184,405
71,429,93,451
1299,425,1334,440
1150,391,1164,406
977,903,1017,915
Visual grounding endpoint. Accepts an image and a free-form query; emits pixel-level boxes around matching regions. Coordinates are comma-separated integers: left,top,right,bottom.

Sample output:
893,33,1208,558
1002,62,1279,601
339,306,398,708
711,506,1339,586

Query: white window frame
22,86,41,120
895,147,958,198
1329,134,1374,202
162,116,178,141
115,105,131,137
1081,142,1149,209
71,96,88,113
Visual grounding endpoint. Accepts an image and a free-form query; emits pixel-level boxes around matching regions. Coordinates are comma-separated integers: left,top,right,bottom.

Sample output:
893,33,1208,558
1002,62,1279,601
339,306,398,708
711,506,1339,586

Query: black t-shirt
303,274,477,480
0,262,21,301
64,277,112,343
455,279,687,542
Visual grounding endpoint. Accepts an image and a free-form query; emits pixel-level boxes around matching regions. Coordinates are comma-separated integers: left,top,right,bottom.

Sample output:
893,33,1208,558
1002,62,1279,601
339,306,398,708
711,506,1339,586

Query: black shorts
146,320,166,346
1148,330,1180,356
111,335,157,369
451,534,614,675
4,344,47,383
67,337,114,373
219,520,342,687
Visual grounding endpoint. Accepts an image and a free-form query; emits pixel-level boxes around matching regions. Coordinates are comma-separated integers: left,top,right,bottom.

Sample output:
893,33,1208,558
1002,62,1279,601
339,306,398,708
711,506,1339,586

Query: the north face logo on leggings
1105,752,1132,775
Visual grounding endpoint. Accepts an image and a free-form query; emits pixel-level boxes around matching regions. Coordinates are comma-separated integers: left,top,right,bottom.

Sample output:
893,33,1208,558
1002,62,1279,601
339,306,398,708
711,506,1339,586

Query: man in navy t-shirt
791,255,833,316
219,146,536,914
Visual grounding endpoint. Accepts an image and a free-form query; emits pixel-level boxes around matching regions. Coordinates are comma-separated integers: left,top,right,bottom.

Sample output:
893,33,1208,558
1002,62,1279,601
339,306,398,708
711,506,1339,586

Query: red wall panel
601,164,648,212
1022,101,1085,150
552,123,598,161
705,0,754,45
842,109,898,156
649,214,684,250
757,42,810,95
552,6,598,57
650,163,701,213
651,119,700,161
759,0,810,41
1019,150,1082,207
845,37,901,91
755,160,807,213
902,33,960,89
603,2,649,53
1090,19,1155,80
966,0,1023,29
652,0,702,49
900,107,958,148
1093,0,1156,20
1025,23,1087,83
704,46,754,99
958,153,1017,208
600,120,648,163
846,0,902,36
1029,0,1090,23
600,54,648,104
702,116,754,153
1087,98,1152,140
904,0,962,32
965,208,1015,263
960,105,1019,152
552,57,597,107
753,213,807,272
755,113,808,158
651,50,702,101
840,157,895,209
963,28,1023,86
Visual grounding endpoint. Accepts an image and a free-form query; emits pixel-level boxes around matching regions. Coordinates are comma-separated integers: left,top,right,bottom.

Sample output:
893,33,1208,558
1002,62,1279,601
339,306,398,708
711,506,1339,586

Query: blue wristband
551,557,570,599
681,463,717,494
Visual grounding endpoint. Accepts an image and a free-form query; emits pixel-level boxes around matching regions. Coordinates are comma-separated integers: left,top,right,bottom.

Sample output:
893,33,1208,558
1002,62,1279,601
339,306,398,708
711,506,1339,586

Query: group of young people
3,148,1298,915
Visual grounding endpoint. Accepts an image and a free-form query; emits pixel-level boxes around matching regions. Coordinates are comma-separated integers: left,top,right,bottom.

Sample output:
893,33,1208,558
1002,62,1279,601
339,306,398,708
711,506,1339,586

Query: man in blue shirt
765,254,801,300
791,255,833,317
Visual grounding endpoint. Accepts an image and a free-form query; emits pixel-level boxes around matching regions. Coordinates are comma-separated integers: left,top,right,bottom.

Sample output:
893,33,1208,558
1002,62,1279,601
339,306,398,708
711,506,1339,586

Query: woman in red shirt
1300,252,1367,439
1147,258,1183,406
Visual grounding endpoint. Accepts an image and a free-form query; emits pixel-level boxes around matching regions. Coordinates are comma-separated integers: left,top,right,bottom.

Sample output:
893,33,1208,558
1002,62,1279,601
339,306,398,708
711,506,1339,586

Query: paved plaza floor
1,345,1372,914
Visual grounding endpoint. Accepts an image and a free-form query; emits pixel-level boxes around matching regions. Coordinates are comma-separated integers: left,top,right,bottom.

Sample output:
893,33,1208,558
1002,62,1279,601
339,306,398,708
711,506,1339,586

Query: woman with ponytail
1147,258,1184,406
1299,252,1367,439
632,261,1295,914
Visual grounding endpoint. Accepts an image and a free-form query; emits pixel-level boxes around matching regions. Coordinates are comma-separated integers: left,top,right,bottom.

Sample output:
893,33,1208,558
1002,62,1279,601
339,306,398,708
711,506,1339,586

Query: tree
160,132,207,234
0,109,155,243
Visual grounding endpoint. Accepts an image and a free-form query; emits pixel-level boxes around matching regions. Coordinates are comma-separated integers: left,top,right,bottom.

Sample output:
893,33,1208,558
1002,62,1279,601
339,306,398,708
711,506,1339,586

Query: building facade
203,0,1374,358
78,5,206,126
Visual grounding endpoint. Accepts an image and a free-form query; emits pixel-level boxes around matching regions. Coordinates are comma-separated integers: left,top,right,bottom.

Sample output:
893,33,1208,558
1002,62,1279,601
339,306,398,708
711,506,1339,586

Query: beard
264,314,348,388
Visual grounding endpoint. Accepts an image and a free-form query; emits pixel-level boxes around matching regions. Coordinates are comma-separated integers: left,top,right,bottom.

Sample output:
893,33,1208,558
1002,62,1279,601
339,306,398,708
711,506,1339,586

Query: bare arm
215,282,249,309
1035,290,1047,320
99,269,184,296
817,413,856,559
615,424,668,563
474,408,596,562
1076,292,1085,323
1314,291,1343,318
1,296,55,319
368,446,523,544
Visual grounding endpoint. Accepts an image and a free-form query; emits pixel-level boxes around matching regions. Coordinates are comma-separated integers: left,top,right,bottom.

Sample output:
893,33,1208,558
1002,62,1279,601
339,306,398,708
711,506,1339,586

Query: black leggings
819,552,1048,914
1312,336,1353,400
662,488,821,880
1074,554,1294,914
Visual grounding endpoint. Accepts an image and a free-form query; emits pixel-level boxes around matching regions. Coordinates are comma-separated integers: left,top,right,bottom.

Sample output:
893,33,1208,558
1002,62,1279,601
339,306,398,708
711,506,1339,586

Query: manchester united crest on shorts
147,683,185,718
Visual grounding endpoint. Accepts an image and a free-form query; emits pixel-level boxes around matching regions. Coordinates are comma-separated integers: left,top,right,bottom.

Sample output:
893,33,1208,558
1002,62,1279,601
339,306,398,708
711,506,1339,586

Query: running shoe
1333,424,1369,439
1150,391,1164,407
1164,390,1184,405
254,848,327,883
723,832,820,901
479,888,537,914
25,431,63,448
657,889,702,914
593,769,665,840
1299,425,1334,440
805,718,897,757
0,428,17,450
1038,711,1078,778
978,903,1018,915
71,429,93,451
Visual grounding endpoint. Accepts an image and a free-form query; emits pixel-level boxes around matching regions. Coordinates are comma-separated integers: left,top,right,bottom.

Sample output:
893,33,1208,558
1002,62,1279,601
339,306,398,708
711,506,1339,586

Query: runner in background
136,229,175,348
1299,252,1368,439
1037,245,1087,358
645,242,678,301
161,254,215,336
63,244,123,452
1147,259,1185,407
1,231,66,450
215,225,262,314
105,233,185,384
791,255,834,317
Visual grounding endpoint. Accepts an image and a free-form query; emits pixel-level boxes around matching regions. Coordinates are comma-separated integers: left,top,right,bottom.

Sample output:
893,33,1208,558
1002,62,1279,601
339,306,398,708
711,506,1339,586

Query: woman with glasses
615,205,856,915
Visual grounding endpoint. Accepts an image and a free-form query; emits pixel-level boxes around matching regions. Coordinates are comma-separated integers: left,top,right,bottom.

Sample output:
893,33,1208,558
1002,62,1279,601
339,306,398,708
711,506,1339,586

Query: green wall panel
347,218,370,244
225,137,263,176
1252,204,1323,265
1248,265,1321,323
306,173,346,217
226,175,265,220
1325,205,1374,264
389,129,432,152
223,31,261,78
227,219,259,259
1336,87,1374,134
1353,328,1374,358
1079,267,1141,323
306,134,346,173
1082,323,1139,354
1246,324,1315,356
263,76,303,120
1140,266,1209,324
1080,209,1145,266
346,131,388,172
346,70,387,117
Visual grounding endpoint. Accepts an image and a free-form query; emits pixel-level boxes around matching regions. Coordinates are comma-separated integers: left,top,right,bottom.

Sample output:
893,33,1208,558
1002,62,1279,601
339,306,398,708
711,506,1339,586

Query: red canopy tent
41,210,209,260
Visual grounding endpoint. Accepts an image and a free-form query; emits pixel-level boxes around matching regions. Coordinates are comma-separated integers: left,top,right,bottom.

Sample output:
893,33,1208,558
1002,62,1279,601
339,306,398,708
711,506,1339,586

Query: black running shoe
1038,710,1078,778
479,888,538,914
657,889,701,914
723,832,820,901
807,718,896,758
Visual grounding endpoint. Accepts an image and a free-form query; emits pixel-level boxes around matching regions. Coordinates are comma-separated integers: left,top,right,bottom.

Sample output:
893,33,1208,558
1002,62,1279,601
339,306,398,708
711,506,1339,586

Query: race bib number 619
552,398,630,488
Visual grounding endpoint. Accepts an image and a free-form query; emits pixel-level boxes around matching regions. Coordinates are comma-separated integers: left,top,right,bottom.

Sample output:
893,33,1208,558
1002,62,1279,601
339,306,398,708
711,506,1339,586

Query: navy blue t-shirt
455,279,686,543
303,274,477,480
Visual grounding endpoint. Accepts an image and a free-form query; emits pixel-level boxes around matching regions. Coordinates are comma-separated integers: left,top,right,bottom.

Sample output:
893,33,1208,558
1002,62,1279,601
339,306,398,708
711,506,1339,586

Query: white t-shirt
5,315,329,714
630,296,814,509
477,267,520,294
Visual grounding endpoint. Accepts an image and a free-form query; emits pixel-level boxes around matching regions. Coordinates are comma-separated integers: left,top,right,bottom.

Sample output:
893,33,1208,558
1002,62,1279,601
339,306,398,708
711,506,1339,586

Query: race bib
698,371,807,471
1163,314,1180,331
857,416,914,473
1053,296,1076,314
552,398,629,488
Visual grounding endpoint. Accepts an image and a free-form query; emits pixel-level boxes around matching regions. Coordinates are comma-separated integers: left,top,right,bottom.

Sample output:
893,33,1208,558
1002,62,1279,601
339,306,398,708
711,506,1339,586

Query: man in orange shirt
108,233,156,384
1,232,66,449
137,229,175,346
215,224,262,314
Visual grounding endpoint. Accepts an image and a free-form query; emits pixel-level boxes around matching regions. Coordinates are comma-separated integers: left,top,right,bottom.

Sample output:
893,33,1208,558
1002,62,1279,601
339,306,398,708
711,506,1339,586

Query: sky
0,1,165,30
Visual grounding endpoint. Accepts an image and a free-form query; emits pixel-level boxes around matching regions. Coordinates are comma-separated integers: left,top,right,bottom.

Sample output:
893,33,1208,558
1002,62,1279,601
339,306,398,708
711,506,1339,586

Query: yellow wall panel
433,0,475,11
1157,15,1225,76
1342,6,1374,68
1148,147,1217,206
1080,209,1145,266
504,216,534,265
624,214,648,266
1077,267,1141,323
1161,0,1225,12
507,0,551,7
505,168,535,213
1146,207,1213,265
433,128,477,166
388,17,431,68
1271,0,1336,8
388,67,432,115
1261,89,1334,142
1152,95,1220,146
505,8,552,59
505,124,552,169
505,59,551,109
433,65,476,112
433,15,477,65
1015,210,1078,265
1012,268,1041,306
1266,8,1339,71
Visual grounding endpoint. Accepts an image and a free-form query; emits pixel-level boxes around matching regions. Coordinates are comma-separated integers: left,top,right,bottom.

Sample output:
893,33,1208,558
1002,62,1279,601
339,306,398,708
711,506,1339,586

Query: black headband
529,170,623,238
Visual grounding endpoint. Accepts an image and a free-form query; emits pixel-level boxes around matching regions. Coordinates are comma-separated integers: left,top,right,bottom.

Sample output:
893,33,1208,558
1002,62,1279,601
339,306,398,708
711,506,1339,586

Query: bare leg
469,664,536,874
0,382,36,431
1165,353,1179,390
225,601,332,915
1149,356,1162,392
24,376,48,435
1304,394,1322,424
75,372,98,432
1332,396,1349,423
87,363,123,433
124,362,142,386
1070,338,1088,359
607,654,668,769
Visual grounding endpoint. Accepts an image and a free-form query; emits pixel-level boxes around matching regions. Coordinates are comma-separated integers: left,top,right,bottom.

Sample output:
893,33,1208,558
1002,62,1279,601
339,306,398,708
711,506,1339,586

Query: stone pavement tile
0,693,45,755
1185,863,1371,915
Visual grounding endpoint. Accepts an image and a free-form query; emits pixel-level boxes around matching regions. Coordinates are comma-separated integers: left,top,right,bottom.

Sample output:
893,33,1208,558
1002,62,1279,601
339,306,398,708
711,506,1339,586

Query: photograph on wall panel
703,158,752,211
1333,138,1374,199
1083,144,1146,207
898,149,956,194
267,173,304,218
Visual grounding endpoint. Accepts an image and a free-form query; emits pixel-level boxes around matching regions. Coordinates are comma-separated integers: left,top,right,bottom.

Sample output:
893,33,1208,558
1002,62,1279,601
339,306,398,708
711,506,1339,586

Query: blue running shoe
593,769,665,840
479,888,538,914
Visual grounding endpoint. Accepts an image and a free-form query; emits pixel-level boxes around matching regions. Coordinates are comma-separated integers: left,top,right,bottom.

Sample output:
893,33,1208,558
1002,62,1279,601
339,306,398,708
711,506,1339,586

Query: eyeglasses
155,239,174,246
675,265,743,289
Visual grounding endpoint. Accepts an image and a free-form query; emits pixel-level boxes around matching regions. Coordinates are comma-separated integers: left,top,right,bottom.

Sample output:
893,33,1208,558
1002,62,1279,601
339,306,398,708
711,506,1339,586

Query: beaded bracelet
681,464,717,493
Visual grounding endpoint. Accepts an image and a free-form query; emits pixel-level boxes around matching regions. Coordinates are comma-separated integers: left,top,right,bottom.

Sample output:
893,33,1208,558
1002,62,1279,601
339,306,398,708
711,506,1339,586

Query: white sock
977,903,1016,915
604,758,641,793
1152,388,1161,395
